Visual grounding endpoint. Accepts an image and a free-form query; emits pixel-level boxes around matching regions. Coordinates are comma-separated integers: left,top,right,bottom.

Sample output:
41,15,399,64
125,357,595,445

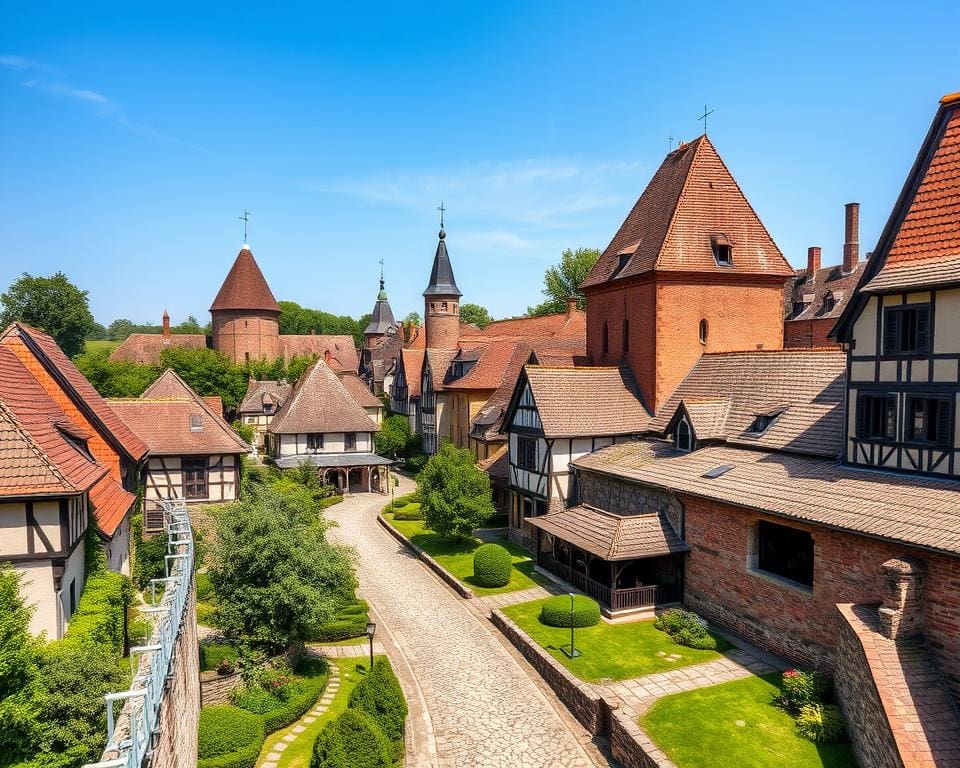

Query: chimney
162,310,170,337
806,247,821,276
566,296,578,318
843,202,860,273
323,349,332,364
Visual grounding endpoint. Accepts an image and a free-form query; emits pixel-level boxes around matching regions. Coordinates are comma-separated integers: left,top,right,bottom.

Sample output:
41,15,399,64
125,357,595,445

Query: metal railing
83,500,194,768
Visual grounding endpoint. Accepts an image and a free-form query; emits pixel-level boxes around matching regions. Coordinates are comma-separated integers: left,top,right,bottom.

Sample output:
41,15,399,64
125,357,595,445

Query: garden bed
639,673,858,768
501,598,723,682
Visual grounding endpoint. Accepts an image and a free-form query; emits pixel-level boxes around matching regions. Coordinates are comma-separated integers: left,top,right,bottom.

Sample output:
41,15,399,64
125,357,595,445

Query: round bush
472,543,512,588
795,703,846,743
311,709,392,768
197,705,264,759
538,595,601,628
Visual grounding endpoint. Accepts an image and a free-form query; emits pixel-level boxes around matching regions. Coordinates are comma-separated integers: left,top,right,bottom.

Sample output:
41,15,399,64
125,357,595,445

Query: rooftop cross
437,201,445,229
668,133,674,152
698,105,714,135
238,209,250,243
378,258,385,289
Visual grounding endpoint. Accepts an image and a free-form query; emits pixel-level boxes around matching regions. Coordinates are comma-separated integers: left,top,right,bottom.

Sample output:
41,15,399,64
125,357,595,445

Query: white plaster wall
0,502,28,556
19,560,57,638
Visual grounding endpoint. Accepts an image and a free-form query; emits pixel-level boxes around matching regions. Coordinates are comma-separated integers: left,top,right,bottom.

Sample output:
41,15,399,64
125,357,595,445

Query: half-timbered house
238,378,293,452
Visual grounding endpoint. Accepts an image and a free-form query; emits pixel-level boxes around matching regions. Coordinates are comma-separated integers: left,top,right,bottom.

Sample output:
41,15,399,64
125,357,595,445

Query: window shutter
856,394,869,437
936,398,952,446
885,397,898,439
916,307,931,354
883,309,900,354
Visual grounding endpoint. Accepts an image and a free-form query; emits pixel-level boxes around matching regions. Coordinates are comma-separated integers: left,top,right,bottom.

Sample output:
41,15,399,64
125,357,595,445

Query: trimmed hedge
197,706,264,762
311,709,393,768
262,668,329,733
539,595,601,628
312,599,369,642
348,657,407,759
320,495,344,509
199,642,240,673
391,493,419,507
472,543,512,588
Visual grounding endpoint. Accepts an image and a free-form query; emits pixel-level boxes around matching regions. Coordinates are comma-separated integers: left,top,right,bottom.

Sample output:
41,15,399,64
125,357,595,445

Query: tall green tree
418,442,494,539
526,247,600,317
374,414,414,459
0,272,95,357
0,566,40,764
402,311,421,326
459,303,493,329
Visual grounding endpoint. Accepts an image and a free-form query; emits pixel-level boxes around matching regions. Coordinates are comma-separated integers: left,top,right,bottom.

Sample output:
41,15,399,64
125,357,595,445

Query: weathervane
698,105,714,135
238,209,250,243
438,201,445,229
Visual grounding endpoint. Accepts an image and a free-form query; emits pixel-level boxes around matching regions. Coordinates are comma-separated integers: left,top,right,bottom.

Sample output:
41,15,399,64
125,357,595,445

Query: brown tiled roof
573,441,960,557
783,261,866,322
424,348,460,391
652,349,846,458
141,368,195,399
518,365,650,438
583,136,791,288
444,341,522,391
110,399,249,456
679,398,732,441
88,473,137,536
400,348,425,398
210,246,281,313
108,333,207,364
477,444,508,480
336,371,383,408
239,379,292,414
527,504,688,561
478,310,586,342
862,253,960,293
1,323,148,461
279,335,359,370
268,360,379,435
202,396,224,415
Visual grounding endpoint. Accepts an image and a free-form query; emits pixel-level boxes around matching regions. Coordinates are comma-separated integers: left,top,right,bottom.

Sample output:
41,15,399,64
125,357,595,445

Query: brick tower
422,227,461,350
210,245,281,363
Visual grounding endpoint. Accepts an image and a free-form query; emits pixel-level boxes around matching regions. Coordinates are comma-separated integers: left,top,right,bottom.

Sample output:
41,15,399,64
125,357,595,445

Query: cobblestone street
325,484,604,768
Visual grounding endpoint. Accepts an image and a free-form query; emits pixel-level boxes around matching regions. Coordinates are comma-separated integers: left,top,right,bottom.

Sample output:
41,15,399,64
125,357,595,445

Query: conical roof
364,277,397,336
210,245,281,313
423,229,462,297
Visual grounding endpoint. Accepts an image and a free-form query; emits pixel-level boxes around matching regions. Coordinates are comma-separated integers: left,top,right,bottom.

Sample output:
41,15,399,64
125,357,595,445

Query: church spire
423,225,462,298
364,264,396,337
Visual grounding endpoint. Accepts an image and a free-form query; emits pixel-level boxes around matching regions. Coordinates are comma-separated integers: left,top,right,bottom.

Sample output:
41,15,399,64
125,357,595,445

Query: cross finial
437,201,445,229
668,133,674,152
378,258,385,289
698,105,714,135
238,209,250,243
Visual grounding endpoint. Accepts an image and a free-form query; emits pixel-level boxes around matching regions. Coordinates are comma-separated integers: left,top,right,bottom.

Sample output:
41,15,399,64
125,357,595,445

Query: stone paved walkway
326,482,603,768
258,661,340,768
307,640,386,658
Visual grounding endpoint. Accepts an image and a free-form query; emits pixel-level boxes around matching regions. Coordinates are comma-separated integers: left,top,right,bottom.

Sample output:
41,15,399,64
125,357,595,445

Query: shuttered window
856,394,897,440
183,458,208,499
905,396,953,447
883,305,930,355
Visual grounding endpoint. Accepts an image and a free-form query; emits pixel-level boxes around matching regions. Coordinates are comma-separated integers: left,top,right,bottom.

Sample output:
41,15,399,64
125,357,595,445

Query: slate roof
239,379,293,414
268,360,379,435
651,348,845,458
573,441,960,558
783,261,866,322
364,279,396,335
582,135,791,288
279,335,359,370
515,365,650,438
210,246,281,313
274,452,392,469
527,504,688,561
423,229,462,297
109,333,208,364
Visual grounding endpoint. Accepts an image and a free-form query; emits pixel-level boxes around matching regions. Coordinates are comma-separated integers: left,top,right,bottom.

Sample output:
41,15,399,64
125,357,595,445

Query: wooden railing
540,555,676,611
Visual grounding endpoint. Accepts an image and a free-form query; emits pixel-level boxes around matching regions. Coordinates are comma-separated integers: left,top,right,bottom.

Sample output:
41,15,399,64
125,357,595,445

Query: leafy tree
0,272,95,357
159,347,250,410
74,349,159,397
85,322,109,341
172,315,204,334
106,318,138,341
374,414,413,459
209,484,357,648
0,566,41,764
459,303,493,329
231,419,255,445
402,311,421,326
418,442,494,539
526,247,599,317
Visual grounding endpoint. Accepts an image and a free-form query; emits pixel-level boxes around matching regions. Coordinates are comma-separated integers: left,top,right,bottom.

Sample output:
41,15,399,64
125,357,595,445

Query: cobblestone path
326,485,601,768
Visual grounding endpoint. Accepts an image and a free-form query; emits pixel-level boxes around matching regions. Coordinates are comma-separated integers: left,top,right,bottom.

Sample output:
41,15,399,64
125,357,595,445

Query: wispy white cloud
2,54,202,150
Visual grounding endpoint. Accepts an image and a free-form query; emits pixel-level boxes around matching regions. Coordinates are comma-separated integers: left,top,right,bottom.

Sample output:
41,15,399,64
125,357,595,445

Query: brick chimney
806,247,821,276
843,202,860,273
162,310,170,337
566,296,578,318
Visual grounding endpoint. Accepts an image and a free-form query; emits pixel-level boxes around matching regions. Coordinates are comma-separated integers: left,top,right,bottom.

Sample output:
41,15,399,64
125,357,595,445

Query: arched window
601,321,609,354
622,319,629,353
676,418,692,452
699,318,708,345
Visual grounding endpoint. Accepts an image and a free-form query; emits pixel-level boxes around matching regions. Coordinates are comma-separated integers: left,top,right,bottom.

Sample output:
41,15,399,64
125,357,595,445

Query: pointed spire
210,246,281,313
423,226,462,297
365,268,396,336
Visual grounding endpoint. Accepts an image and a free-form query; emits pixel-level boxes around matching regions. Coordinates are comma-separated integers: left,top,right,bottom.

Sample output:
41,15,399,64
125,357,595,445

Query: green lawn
641,673,858,768
84,339,120,354
199,641,240,672
257,657,377,768
502,598,723,682
384,513,549,595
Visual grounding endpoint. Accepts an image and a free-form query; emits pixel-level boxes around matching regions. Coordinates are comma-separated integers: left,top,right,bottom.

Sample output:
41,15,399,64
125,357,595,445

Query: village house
0,323,148,637
109,369,250,533
237,378,293,452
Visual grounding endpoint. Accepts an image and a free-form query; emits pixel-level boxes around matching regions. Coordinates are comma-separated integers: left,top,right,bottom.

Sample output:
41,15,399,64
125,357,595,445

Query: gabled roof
239,379,293,414
505,365,650,438
279,335,359,370
651,348,845,458
364,278,397,335
109,333,208,364
582,135,791,288
336,370,383,409
836,94,960,337
423,228,462,297
423,348,460,390
140,368,197,399
399,348,425,398
0,323,148,461
210,246,281,313
783,261,866,322
666,398,732,442
443,341,522,391
268,360,379,435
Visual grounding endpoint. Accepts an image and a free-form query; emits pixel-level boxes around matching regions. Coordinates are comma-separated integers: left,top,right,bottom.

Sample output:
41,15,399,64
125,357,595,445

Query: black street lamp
563,592,581,659
365,621,376,671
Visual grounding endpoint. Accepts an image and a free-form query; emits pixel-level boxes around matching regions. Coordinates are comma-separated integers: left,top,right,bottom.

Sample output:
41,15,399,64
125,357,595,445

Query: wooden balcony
539,553,679,612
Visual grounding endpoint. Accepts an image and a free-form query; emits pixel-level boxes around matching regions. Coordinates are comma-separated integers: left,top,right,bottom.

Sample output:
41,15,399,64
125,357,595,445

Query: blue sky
1,2,958,326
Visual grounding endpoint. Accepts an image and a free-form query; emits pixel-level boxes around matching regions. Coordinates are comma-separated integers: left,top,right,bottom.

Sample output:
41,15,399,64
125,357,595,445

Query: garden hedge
311,709,393,768
653,608,731,651
348,657,407,759
197,706,264,762
539,595,601,628
312,599,369,642
261,670,329,733
472,543,512,588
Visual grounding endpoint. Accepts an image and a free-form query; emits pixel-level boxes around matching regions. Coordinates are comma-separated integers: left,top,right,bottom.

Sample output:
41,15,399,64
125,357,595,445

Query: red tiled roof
478,310,586,342
583,136,791,288
444,341,522,391
210,246,281,313
88,472,136,537
336,370,383,408
400,349,425,398
202,396,224,415
268,360,379,435
141,368,196,399
108,333,207,364
110,399,249,456
1,323,148,461
279,335,359,370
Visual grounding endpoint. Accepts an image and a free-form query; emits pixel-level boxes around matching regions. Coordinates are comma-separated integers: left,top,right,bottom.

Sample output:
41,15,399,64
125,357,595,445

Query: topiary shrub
780,668,831,714
197,705,264,761
311,709,393,768
348,657,407,759
472,543,512,588
538,595,601,628
795,703,846,743
392,503,423,521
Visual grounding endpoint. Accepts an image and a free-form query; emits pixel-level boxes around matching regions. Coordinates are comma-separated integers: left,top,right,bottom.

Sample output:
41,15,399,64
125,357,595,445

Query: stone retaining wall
608,705,674,768
199,643,302,706
377,513,475,599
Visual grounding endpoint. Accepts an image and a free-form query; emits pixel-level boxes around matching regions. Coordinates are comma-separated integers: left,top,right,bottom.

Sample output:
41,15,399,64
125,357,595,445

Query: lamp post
365,621,376,672
564,592,581,659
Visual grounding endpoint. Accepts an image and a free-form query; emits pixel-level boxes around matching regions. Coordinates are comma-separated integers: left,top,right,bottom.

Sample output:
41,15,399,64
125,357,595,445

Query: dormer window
711,234,733,266
746,408,784,435
189,415,203,432
676,418,692,452
822,293,836,314
792,301,807,318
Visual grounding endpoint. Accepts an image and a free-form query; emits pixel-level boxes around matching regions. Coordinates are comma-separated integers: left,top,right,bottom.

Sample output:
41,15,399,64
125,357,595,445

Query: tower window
699,319,708,345
441,301,448,312
601,321,609,354
711,234,733,266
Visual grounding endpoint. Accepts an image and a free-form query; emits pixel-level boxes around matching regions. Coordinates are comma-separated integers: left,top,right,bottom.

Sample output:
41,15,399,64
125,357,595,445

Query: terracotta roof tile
477,444,508,479
444,341,523,391
210,246,281,313
279,335,359,370
88,472,136,537
400,349,425,398
108,333,207,364
268,360,379,435
239,379,292,414
110,398,249,456
336,371,383,408
477,310,586,342
573,442,960,557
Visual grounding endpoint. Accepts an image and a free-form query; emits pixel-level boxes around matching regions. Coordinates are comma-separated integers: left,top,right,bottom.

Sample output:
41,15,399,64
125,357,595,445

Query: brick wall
212,310,280,363
681,495,960,702
783,318,841,349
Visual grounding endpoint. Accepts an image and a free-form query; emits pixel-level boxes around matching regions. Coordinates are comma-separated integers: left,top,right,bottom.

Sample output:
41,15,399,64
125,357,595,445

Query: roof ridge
654,136,706,271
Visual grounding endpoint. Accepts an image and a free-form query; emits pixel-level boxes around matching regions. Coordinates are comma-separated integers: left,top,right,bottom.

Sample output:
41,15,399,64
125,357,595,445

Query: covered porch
274,452,393,494
528,504,688,615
